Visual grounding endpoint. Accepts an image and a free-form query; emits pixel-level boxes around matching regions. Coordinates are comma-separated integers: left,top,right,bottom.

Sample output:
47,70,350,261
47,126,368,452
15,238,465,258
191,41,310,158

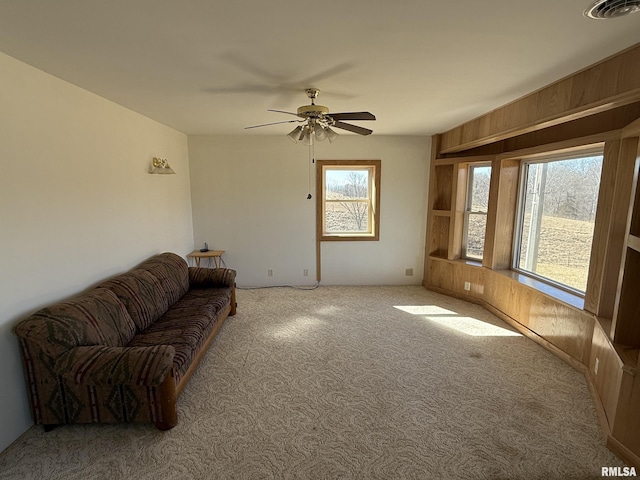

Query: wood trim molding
607,436,640,470
610,137,640,343
584,140,622,316
494,132,615,162
439,43,640,154
483,158,519,270
622,117,640,138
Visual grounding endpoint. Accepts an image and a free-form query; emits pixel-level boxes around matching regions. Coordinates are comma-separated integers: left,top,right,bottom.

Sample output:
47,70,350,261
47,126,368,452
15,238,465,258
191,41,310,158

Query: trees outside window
463,164,491,260
514,153,603,293
317,160,381,241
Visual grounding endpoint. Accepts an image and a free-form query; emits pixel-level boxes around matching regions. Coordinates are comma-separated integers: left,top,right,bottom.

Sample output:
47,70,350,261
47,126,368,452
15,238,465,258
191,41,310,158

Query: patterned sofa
13,252,236,431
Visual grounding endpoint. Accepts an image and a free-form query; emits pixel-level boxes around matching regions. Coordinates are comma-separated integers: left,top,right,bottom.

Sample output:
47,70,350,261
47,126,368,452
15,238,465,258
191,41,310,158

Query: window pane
319,160,380,241
325,170,369,200
466,213,487,259
517,155,603,292
463,164,491,260
325,202,369,232
469,166,491,212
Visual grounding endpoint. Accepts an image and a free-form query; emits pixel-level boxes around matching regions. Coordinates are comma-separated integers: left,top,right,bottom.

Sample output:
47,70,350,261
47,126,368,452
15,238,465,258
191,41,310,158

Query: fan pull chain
307,140,314,200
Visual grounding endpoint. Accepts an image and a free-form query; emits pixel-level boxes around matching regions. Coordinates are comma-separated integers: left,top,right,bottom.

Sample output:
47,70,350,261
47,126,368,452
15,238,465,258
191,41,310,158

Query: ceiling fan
245,88,376,144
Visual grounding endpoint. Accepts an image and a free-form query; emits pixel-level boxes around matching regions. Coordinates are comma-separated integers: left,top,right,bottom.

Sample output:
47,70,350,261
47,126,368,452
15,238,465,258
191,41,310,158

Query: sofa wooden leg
155,421,176,431
230,284,237,316
156,371,178,431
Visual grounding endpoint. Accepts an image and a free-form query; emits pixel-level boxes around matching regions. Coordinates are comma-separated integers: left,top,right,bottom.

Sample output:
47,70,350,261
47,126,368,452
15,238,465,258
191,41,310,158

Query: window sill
494,269,584,310
460,258,483,267
321,234,379,242
428,256,483,268
427,258,586,310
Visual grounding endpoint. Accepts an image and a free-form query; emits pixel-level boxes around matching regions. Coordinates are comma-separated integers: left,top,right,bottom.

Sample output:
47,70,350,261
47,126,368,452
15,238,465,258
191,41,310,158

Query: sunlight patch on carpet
394,305,457,316
394,305,522,337
314,305,343,315
269,316,324,340
424,315,522,337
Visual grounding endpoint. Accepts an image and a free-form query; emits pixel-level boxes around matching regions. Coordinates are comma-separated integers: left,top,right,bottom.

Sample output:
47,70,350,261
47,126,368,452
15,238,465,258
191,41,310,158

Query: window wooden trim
462,163,491,260
316,160,381,242
511,148,604,296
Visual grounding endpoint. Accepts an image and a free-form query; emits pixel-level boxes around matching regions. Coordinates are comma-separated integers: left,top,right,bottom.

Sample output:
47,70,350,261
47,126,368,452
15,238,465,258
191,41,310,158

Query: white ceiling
0,1,638,137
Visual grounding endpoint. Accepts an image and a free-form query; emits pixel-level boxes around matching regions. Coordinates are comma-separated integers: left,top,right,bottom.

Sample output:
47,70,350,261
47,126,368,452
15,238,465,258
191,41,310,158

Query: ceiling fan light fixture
301,125,314,146
584,0,640,18
287,126,302,143
326,127,338,143
314,125,328,142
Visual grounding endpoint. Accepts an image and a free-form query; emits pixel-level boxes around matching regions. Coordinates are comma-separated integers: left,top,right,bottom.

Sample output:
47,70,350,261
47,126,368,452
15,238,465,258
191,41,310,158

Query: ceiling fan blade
332,121,373,136
244,119,303,129
330,112,376,121
295,62,354,88
204,85,280,94
267,109,302,117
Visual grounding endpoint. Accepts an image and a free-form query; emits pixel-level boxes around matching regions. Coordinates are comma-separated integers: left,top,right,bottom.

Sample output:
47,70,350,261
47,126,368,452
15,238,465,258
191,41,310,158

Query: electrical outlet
303,269,309,276
405,268,413,276
267,269,273,277
464,281,471,291
594,357,600,375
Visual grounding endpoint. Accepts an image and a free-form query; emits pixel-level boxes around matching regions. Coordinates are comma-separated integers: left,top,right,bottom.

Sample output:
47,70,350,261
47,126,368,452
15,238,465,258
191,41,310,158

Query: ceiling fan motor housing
584,0,640,18
297,104,330,118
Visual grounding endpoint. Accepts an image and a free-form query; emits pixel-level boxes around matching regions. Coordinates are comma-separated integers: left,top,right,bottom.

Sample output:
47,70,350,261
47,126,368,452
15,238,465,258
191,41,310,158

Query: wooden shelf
628,234,640,253
431,209,451,217
428,215,450,258
615,246,640,348
614,343,639,374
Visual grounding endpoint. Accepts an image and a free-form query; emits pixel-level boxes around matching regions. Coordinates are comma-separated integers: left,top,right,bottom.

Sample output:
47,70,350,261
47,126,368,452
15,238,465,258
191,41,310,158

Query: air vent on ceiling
584,0,640,18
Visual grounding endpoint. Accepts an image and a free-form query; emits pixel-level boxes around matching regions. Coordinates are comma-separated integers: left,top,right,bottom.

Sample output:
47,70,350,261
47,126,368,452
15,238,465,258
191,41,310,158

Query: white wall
0,52,194,452
188,135,430,287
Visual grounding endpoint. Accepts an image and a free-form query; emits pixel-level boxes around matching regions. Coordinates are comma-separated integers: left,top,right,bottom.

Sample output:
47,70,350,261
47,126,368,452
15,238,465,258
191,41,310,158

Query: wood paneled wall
439,43,640,154
424,42,640,468
427,258,594,367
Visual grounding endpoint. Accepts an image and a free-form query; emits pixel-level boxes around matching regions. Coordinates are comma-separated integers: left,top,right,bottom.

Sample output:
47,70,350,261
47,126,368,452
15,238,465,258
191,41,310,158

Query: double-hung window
513,152,603,293
317,160,381,241
462,164,491,260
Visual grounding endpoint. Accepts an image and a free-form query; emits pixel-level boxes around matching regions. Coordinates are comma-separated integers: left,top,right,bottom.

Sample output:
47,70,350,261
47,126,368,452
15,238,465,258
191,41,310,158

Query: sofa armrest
55,344,175,387
188,267,236,289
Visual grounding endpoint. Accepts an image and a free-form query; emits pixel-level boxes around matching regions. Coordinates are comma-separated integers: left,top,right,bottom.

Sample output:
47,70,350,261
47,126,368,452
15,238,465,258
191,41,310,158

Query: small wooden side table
187,250,225,268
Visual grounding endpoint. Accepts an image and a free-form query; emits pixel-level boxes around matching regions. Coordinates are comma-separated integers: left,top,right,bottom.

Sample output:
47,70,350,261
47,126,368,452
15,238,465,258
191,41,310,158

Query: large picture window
463,164,491,260
317,160,381,241
513,152,603,293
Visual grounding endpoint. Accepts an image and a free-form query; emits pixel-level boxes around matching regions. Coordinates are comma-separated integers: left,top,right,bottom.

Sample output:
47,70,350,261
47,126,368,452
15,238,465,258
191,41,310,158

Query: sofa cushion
128,291,229,383
189,267,236,289
179,288,232,315
14,288,136,358
100,269,170,332
87,289,138,347
136,252,189,306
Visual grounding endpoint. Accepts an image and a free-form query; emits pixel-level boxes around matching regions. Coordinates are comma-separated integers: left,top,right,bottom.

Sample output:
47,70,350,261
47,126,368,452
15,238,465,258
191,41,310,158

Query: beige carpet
0,286,624,479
